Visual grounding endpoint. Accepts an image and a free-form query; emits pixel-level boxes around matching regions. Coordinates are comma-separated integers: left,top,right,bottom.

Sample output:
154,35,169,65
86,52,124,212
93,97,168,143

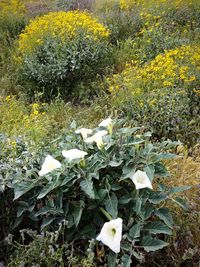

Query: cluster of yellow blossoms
119,0,196,11
1,96,49,143
18,11,110,56
0,0,26,16
108,45,199,95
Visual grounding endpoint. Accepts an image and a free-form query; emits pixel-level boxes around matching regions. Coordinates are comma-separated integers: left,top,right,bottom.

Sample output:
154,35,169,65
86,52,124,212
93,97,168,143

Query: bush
1,119,191,265
0,0,27,39
17,11,112,100
107,45,200,145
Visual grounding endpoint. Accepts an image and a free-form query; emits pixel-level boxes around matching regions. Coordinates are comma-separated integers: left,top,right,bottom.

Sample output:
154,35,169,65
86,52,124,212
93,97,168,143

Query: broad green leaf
121,243,132,251
72,206,83,227
148,192,167,204
129,222,141,239
120,166,136,181
140,204,154,220
107,251,117,267
133,198,142,215
141,236,169,252
80,178,95,199
154,208,173,229
14,181,38,200
35,207,63,217
105,193,118,219
144,165,155,182
37,177,62,199
143,221,172,235
121,254,132,267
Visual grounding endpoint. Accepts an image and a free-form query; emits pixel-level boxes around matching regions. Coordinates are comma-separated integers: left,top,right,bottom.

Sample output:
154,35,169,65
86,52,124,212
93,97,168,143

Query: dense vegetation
0,0,199,266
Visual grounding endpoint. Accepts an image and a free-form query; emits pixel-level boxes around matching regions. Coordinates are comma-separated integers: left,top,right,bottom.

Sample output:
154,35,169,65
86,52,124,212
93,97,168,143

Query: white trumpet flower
39,155,61,176
96,218,123,253
99,118,112,128
130,170,153,190
75,128,93,139
84,130,108,149
62,148,87,161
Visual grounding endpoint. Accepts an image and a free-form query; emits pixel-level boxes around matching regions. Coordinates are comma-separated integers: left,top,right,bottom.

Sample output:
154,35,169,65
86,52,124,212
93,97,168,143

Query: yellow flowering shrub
16,11,111,99
0,0,26,16
108,45,200,95
0,95,50,144
18,11,109,56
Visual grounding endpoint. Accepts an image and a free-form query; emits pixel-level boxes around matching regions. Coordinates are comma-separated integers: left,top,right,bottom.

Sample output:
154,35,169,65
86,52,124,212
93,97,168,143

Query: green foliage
20,35,113,100
111,88,200,146
1,120,190,265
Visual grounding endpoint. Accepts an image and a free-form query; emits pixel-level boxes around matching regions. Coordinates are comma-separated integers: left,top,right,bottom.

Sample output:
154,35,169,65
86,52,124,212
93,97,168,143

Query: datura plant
3,119,190,265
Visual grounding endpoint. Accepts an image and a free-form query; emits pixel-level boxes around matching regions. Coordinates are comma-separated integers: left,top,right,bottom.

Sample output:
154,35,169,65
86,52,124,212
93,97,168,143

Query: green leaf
144,165,155,182
109,160,123,167
37,177,62,199
172,197,189,210
118,127,140,134
170,186,191,194
121,254,132,267
129,222,141,239
143,221,172,235
105,193,118,219
140,203,154,220
132,250,144,261
120,166,136,181
148,192,167,204
107,251,117,267
141,236,169,252
41,216,55,230
154,208,173,229
72,206,83,227
14,181,38,200
133,198,142,215
80,178,95,199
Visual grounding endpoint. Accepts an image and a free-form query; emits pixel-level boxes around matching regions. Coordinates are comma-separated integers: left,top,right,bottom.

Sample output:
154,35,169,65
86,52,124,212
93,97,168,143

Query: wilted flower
39,155,61,176
62,148,88,161
130,170,152,190
96,218,123,253
85,130,108,149
75,128,93,139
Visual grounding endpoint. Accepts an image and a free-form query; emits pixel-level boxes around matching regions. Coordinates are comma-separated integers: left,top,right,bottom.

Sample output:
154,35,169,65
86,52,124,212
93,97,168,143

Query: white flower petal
75,128,93,139
96,218,122,253
85,130,108,149
99,118,112,127
130,170,153,190
39,155,61,176
62,149,87,161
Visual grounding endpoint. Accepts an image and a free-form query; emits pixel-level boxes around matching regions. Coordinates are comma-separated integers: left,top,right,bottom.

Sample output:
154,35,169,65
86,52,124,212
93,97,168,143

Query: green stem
100,207,113,221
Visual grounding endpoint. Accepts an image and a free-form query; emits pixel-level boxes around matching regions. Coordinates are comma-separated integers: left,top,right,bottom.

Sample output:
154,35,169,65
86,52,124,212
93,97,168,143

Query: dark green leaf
121,254,132,267
141,236,169,252
129,222,141,239
105,193,118,219
143,221,172,235
154,208,173,229
80,178,95,199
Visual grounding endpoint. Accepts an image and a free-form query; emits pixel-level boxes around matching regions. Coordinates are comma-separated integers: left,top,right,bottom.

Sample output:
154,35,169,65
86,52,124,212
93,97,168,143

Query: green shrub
17,11,112,100
1,119,190,265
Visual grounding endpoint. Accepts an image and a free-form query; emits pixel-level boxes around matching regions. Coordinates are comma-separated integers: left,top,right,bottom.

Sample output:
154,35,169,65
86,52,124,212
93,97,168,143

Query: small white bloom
96,218,123,253
39,155,61,176
62,149,88,161
75,128,93,139
84,130,108,149
99,118,112,128
130,170,153,190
